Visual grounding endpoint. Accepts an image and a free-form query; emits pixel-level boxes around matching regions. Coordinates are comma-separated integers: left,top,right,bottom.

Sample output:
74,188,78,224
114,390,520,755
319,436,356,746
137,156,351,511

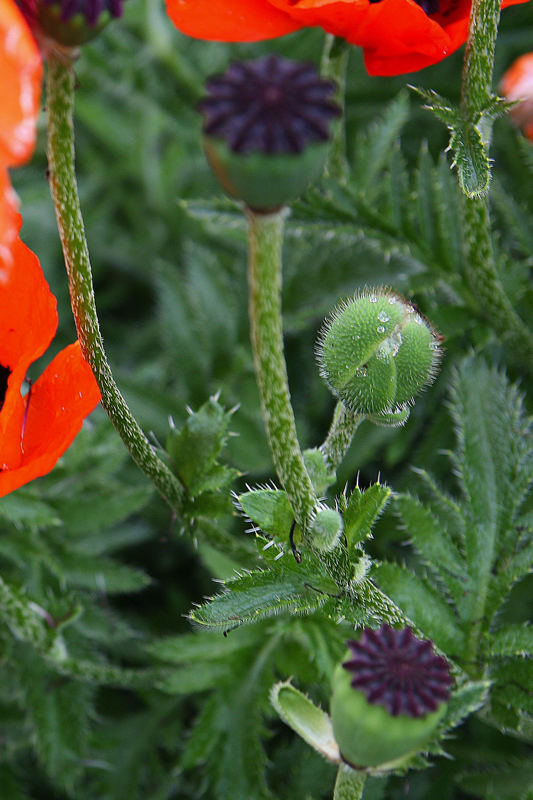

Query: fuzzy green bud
330,626,452,768
317,290,441,417
309,506,343,552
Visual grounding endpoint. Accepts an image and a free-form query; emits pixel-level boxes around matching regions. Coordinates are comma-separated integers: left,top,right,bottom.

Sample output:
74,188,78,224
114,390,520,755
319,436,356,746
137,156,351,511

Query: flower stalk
320,34,349,181
460,0,533,360
320,402,363,474
247,208,317,531
333,765,366,800
45,51,184,511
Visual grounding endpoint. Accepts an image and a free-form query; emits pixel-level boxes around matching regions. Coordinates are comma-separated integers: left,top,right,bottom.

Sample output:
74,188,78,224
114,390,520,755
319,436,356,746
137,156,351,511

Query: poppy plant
0,226,101,498
166,0,529,76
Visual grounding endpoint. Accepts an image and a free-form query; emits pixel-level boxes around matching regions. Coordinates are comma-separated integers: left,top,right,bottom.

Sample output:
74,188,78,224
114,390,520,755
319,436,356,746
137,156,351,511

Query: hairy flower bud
199,55,340,211
317,289,441,418
309,505,343,552
331,626,452,767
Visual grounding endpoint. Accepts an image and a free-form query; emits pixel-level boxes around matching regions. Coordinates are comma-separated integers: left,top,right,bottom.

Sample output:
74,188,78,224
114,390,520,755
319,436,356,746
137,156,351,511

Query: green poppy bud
330,626,452,768
317,290,441,417
309,505,343,552
199,56,340,212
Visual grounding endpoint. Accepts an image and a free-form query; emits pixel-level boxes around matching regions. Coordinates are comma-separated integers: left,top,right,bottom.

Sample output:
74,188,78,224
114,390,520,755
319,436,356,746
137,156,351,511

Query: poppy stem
45,51,185,513
460,0,533,362
320,402,364,474
247,208,317,532
333,764,366,800
321,35,349,182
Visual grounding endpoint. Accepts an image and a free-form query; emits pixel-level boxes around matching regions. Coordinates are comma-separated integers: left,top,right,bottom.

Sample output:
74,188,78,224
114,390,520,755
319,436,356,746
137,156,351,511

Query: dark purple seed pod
17,0,126,48
199,55,340,211
331,625,452,768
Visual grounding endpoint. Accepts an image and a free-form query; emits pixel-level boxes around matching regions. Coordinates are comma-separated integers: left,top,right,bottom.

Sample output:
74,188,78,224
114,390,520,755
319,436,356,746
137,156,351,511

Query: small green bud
317,290,441,416
330,626,452,768
309,506,343,552
199,56,340,212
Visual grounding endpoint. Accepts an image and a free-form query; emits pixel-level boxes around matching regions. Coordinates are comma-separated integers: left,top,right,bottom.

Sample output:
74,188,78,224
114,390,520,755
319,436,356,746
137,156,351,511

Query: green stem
333,764,366,800
247,209,317,531
459,0,533,360
46,51,184,512
320,402,363,473
320,34,349,182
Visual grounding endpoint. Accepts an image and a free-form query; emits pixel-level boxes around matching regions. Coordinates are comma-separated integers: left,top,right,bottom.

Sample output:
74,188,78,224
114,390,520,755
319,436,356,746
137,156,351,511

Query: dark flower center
0,365,12,412
368,0,440,11
42,0,125,25
199,55,340,155
343,625,452,717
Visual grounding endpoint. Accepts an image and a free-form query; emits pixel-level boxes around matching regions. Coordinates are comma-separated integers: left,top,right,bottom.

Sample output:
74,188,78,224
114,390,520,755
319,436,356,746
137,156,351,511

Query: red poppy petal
0,0,42,166
165,0,302,40
271,0,451,75
0,232,57,376
0,233,58,468
0,341,101,498
0,168,19,267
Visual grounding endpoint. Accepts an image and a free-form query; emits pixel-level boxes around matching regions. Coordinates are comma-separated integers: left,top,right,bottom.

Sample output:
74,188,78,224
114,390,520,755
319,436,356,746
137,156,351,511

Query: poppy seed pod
317,289,441,418
330,626,452,768
199,55,340,212
17,0,127,47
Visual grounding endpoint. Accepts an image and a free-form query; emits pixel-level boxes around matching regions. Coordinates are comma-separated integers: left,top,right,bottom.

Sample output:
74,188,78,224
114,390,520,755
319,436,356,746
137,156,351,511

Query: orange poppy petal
0,0,42,166
165,0,302,41
0,341,101,498
0,233,58,468
0,167,19,269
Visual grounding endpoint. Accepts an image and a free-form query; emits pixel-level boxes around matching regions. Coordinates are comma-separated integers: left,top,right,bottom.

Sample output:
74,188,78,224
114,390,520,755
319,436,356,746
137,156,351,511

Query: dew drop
377,325,385,333
429,341,439,351
355,366,368,377
377,311,389,323
369,296,378,303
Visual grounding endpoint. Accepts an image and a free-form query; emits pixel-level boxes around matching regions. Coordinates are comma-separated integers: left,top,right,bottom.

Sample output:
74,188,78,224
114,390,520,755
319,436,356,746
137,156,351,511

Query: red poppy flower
0,227,101,498
166,0,529,76
501,52,533,140
0,0,42,260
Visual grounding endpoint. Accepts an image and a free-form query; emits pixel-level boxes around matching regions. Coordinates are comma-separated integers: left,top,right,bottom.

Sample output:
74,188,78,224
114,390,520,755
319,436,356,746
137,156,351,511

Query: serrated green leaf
458,758,533,799
188,566,329,634
449,118,491,197
342,483,391,549
0,493,60,530
148,627,260,664
394,493,469,611
238,489,294,538
374,562,465,655
167,398,234,496
489,625,533,658
441,680,489,732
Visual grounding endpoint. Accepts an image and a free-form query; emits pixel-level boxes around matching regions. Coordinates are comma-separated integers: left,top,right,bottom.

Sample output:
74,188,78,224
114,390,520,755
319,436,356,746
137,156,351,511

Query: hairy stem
460,0,533,360
46,51,184,512
321,34,349,182
247,209,317,531
320,402,364,473
333,764,366,800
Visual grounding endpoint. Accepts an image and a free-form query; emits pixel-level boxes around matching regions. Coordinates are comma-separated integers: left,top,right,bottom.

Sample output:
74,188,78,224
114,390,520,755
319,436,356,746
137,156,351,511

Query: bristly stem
247,209,317,531
320,401,364,473
333,764,366,800
460,0,533,361
46,51,184,512
321,34,349,182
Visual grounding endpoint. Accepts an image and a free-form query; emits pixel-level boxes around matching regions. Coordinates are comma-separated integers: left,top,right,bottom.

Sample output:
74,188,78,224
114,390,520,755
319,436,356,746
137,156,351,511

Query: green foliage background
4,1,533,798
